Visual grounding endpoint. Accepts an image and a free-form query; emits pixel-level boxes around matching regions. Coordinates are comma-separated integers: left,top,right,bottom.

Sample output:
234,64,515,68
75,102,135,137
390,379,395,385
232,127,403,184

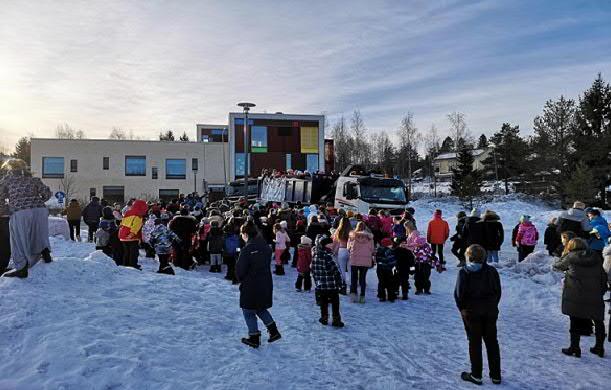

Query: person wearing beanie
454,244,502,385
427,209,450,268
393,237,416,300
462,208,484,248
451,211,468,267
295,236,313,292
149,217,179,275
516,215,539,262
376,238,398,302
556,200,593,239
96,206,122,265
481,210,504,264
311,234,345,327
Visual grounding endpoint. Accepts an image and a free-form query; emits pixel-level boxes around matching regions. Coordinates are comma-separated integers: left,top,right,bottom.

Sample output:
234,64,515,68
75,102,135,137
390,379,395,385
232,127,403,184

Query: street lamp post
237,102,256,197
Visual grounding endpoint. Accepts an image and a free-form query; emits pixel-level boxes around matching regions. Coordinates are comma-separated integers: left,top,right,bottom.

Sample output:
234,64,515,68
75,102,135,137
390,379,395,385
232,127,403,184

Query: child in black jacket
311,235,344,328
393,237,415,300
376,238,397,302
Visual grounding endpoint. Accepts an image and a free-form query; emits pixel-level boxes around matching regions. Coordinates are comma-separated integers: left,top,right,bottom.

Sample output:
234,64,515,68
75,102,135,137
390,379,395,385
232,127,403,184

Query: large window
192,158,198,172
300,127,319,153
42,157,64,178
103,186,125,204
306,154,319,173
70,159,78,172
251,126,267,153
165,159,186,179
125,156,146,176
159,189,180,202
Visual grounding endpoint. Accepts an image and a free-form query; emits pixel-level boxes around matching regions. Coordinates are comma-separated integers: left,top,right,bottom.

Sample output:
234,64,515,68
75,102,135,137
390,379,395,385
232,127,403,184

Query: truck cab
334,174,407,215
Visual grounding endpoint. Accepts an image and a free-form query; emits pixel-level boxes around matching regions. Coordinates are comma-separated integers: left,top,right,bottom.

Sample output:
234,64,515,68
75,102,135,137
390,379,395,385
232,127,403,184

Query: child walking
403,221,441,295
149,215,179,275
311,235,345,327
516,215,538,262
376,238,397,302
295,236,313,292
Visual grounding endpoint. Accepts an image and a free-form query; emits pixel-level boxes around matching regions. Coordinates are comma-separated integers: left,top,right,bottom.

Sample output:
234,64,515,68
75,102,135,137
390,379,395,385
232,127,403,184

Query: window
306,154,319,172
235,153,250,177
152,166,158,179
125,156,146,176
234,118,254,125
251,126,267,152
300,127,319,153
42,157,64,178
192,158,198,172
286,154,292,170
103,186,124,204
103,157,109,170
70,159,78,172
200,128,227,142
89,188,96,198
159,189,180,202
166,159,186,179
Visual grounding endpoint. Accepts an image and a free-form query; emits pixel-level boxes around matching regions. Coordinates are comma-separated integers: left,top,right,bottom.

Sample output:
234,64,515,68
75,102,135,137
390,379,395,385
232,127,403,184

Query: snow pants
295,271,312,291
174,243,193,270
350,266,368,297
414,263,432,293
318,290,341,321
9,207,50,270
518,245,534,262
0,216,10,270
121,240,139,268
395,266,411,298
461,312,501,380
224,254,237,282
431,243,444,264
377,268,396,301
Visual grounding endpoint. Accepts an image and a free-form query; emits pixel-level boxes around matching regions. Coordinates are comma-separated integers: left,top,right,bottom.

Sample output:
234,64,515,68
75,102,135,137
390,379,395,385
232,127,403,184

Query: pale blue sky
1,0,610,149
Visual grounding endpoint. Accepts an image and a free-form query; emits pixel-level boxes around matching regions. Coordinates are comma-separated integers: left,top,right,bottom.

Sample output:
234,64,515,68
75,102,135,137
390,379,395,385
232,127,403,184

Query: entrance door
102,186,125,205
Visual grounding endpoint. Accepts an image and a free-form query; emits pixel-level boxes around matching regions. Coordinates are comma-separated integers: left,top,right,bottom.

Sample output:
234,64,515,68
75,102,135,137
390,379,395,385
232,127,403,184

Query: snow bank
503,250,564,286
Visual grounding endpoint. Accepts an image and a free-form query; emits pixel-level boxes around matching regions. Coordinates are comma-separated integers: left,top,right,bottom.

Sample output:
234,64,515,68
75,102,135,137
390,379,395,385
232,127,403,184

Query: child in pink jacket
516,215,538,262
348,222,375,303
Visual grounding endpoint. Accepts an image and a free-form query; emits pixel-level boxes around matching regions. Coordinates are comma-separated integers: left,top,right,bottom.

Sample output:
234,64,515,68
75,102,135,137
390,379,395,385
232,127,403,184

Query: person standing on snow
168,207,198,270
544,217,562,256
81,196,103,243
0,193,10,275
118,199,148,269
450,211,468,267
311,234,345,328
585,208,610,256
236,221,281,348
347,221,375,303
480,210,504,264
331,216,352,295
0,158,53,278
553,238,607,358
515,215,539,262
462,208,484,247
63,198,82,241
426,209,450,267
404,221,442,295
454,244,502,386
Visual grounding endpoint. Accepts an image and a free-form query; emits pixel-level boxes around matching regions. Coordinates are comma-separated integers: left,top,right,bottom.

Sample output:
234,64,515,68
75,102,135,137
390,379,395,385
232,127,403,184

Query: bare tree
399,113,420,197
109,127,127,140
424,124,441,195
60,174,80,201
350,110,370,168
55,123,86,139
447,111,469,151
331,115,350,172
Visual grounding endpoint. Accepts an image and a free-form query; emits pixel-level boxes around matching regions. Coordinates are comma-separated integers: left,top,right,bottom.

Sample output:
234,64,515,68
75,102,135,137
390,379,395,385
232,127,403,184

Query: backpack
520,225,537,246
95,228,110,247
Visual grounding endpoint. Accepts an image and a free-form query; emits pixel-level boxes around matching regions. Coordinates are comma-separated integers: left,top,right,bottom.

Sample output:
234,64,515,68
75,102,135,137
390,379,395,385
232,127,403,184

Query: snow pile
48,216,70,240
503,250,564,286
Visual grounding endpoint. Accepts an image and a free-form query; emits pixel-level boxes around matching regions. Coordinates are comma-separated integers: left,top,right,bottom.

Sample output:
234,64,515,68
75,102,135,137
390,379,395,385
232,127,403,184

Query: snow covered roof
434,148,488,161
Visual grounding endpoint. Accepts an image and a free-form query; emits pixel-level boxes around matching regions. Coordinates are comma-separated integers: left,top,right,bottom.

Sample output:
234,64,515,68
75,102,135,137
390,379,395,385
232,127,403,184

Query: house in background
433,148,491,181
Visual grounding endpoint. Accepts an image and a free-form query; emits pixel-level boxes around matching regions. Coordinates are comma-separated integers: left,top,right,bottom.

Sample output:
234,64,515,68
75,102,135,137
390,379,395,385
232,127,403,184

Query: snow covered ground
1,196,609,389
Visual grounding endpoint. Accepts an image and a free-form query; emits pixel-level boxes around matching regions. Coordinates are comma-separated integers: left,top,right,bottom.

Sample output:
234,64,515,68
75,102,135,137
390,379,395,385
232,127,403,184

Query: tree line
330,74,611,206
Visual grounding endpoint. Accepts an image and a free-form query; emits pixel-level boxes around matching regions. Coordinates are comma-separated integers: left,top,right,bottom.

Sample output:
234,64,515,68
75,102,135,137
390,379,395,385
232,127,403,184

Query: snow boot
339,285,347,295
402,293,409,300
561,333,581,357
415,290,422,295
490,377,502,385
331,317,345,328
2,266,27,278
266,322,282,343
590,331,605,358
358,295,366,304
460,372,482,386
350,293,358,303
157,265,175,275
41,248,53,263
319,317,328,326
273,264,285,275
241,332,261,348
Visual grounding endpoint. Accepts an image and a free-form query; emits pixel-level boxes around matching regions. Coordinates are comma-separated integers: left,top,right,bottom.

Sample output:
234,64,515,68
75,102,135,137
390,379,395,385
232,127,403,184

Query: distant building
433,148,491,180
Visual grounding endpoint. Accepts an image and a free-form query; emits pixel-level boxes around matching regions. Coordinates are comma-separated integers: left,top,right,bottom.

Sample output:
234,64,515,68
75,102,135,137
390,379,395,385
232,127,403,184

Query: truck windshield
359,185,406,203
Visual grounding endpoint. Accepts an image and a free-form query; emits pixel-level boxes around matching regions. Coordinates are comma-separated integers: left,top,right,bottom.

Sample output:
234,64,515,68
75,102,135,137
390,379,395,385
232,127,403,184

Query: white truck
257,165,408,215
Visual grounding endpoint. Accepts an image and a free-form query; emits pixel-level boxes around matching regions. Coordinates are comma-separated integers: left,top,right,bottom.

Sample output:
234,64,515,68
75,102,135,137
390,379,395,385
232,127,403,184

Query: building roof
434,148,488,161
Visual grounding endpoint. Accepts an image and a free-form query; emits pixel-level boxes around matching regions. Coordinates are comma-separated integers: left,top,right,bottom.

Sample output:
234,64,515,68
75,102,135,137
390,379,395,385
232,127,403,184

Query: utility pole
237,102,256,197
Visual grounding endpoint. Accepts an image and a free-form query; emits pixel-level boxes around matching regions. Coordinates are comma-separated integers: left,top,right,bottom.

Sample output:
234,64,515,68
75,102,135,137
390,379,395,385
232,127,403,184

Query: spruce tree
439,136,454,153
159,130,175,141
563,162,598,205
477,134,488,149
179,132,190,141
482,123,528,194
13,137,31,165
451,148,482,208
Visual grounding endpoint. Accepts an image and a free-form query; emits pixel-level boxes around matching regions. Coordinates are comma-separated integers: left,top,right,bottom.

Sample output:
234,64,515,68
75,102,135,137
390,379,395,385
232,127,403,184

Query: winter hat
520,215,531,223
316,234,332,248
381,238,393,247
456,211,467,219
279,220,288,229
102,206,114,220
573,201,586,210
300,235,313,246
406,207,415,216
470,207,481,218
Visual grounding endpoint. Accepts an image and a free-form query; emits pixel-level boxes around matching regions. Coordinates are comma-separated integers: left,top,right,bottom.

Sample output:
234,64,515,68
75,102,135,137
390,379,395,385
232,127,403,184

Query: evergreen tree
477,134,488,149
13,137,31,165
179,132,190,141
159,130,175,141
439,136,454,153
563,161,598,205
573,73,611,206
482,123,528,194
451,147,482,207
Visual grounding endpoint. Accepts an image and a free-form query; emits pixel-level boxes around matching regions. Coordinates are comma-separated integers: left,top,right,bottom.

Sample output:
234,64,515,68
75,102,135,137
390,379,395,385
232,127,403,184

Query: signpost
55,191,65,205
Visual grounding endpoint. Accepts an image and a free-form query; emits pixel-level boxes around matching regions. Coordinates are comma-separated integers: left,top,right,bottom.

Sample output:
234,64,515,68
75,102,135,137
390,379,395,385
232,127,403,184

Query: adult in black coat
553,238,607,358
82,197,104,242
450,211,467,267
555,201,592,239
236,221,281,348
480,210,504,263
462,209,484,247
169,208,198,270
544,218,562,256
454,244,502,385
306,216,328,243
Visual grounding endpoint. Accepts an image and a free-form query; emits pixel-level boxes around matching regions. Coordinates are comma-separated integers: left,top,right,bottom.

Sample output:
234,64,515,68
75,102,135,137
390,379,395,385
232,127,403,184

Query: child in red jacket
295,236,313,292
